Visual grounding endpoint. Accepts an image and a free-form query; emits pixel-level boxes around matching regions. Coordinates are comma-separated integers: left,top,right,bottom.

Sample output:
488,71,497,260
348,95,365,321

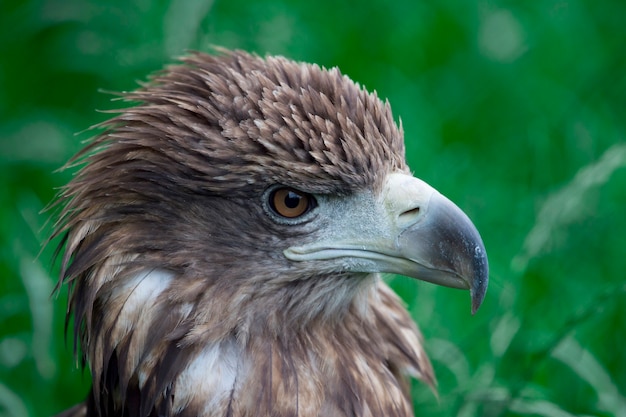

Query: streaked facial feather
52,49,434,417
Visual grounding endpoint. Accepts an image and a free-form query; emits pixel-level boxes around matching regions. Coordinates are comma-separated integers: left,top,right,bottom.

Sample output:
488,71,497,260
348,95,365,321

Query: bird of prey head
52,49,488,417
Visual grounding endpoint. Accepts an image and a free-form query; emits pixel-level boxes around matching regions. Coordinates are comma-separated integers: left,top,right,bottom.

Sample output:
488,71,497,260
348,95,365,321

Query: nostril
398,206,421,224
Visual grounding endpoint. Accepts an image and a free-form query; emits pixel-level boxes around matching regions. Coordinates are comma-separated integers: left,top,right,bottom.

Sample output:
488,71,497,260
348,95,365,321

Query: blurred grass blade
552,336,626,417
18,253,55,379
427,338,471,386
489,312,521,358
16,192,56,379
164,0,215,57
513,143,626,272
0,383,28,417
509,398,579,417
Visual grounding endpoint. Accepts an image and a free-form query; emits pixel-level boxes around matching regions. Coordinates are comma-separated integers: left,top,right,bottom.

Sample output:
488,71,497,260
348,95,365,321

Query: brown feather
51,49,433,417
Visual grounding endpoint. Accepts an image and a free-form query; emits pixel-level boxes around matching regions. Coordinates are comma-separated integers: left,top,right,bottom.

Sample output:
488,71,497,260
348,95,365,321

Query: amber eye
268,187,316,219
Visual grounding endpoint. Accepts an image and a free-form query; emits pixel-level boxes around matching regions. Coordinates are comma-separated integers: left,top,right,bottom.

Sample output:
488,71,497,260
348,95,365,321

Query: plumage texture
52,50,439,417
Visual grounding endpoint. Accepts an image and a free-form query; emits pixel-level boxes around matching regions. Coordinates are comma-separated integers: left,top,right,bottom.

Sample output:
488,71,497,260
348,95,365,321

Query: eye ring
267,187,317,220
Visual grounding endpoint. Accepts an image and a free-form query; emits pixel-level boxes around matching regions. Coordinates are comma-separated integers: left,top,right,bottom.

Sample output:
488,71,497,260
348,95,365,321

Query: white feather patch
173,340,243,415
114,270,174,334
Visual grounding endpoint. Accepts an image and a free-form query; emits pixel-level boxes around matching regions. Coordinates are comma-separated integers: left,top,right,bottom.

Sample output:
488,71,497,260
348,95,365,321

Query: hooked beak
285,172,489,313
393,184,488,313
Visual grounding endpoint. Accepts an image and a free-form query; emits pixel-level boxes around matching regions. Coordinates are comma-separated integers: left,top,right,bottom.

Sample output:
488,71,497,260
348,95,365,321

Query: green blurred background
1,0,625,416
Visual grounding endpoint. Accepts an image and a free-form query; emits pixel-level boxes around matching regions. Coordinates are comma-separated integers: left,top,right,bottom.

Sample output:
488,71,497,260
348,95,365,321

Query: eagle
51,49,488,417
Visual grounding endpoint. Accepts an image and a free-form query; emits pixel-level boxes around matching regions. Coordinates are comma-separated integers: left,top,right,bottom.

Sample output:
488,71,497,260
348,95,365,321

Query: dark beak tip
470,264,489,315
471,289,485,315
470,237,489,314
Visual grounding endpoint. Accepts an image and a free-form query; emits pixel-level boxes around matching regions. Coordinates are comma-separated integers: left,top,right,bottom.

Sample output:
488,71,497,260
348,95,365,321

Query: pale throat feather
99,269,426,416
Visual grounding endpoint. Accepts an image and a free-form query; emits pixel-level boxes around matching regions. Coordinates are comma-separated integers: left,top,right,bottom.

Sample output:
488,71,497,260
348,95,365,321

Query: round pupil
284,192,301,208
